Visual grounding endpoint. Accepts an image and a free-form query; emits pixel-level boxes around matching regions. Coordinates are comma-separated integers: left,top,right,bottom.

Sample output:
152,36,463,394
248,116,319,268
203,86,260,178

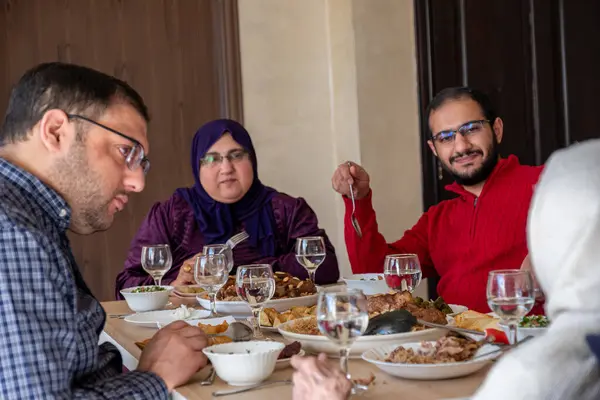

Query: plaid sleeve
0,227,168,399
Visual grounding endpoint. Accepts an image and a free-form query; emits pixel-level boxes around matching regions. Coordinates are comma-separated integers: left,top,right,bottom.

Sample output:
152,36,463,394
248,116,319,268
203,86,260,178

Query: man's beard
440,137,499,186
49,139,118,233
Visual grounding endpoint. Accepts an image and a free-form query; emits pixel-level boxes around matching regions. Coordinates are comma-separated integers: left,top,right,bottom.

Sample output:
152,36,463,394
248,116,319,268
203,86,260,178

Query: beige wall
237,0,426,297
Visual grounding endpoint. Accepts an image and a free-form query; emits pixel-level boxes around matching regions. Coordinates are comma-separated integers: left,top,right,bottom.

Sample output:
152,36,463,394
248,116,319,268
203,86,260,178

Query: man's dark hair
425,86,497,137
0,62,149,145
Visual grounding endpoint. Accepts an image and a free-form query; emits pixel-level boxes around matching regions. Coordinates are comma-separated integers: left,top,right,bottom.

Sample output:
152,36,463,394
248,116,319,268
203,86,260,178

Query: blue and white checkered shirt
0,158,168,399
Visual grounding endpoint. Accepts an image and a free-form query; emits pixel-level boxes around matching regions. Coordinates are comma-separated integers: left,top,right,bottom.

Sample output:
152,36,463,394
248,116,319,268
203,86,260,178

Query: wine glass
194,253,229,318
236,264,276,339
316,289,369,395
141,244,172,286
203,244,234,273
383,254,422,293
486,269,535,344
295,236,326,283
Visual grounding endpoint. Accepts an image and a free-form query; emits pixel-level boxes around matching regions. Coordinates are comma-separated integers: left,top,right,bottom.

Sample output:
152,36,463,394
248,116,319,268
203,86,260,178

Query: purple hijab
175,119,277,257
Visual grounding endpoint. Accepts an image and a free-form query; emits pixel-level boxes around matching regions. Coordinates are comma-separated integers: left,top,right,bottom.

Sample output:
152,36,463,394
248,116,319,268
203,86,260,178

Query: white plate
343,274,389,295
449,304,468,316
277,317,447,358
275,349,305,370
361,341,500,380
157,315,236,329
124,309,211,328
196,294,319,317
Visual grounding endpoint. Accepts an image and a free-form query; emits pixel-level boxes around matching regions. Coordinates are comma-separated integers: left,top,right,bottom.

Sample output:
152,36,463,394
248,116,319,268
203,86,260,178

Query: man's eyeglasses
66,114,150,174
431,119,491,144
199,149,249,168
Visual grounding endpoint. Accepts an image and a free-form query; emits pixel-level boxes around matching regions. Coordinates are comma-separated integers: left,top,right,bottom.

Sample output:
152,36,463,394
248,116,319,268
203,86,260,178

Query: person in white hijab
473,139,600,400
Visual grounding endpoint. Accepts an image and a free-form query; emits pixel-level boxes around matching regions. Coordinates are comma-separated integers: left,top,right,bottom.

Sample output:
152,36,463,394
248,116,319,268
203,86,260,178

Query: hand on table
171,254,202,287
331,161,371,200
137,320,208,391
291,353,351,400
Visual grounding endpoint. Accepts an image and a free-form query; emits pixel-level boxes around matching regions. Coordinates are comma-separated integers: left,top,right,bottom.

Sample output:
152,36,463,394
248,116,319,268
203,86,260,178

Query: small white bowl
342,274,389,295
120,286,173,313
500,323,548,342
203,341,285,386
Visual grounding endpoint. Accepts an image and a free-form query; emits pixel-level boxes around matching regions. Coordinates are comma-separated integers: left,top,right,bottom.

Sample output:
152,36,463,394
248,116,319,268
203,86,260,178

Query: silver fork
200,367,216,386
347,162,362,238
225,231,249,250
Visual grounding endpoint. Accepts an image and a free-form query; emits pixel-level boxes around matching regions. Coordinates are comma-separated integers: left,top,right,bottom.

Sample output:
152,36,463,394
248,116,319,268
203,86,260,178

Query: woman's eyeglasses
199,149,249,168
431,119,490,145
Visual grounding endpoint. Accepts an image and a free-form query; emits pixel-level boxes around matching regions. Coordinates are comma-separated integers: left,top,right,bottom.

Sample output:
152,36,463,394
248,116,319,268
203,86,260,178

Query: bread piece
454,310,500,332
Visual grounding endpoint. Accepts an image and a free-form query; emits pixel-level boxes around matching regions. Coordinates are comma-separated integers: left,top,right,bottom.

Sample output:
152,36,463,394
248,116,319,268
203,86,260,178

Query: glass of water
383,254,422,293
203,244,234,273
486,269,534,344
141,244,172,286
317,289,369,395
295,236,326,283
235,264,276,339
194,253,229,318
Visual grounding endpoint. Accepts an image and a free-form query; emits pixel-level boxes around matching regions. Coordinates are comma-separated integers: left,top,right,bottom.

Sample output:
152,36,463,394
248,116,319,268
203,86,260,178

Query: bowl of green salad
120,285,174,312
500,315,550,342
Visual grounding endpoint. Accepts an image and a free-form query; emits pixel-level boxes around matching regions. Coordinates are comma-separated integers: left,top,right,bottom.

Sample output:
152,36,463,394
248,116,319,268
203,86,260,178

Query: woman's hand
170,254,200,287
291,353,352,400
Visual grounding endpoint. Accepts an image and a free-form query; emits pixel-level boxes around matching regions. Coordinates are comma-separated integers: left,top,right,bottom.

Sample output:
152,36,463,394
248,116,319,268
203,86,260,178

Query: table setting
104,237,548,399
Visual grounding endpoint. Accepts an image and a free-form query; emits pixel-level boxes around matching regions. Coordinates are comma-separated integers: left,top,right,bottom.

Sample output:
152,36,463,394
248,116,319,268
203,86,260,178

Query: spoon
347,162,362,238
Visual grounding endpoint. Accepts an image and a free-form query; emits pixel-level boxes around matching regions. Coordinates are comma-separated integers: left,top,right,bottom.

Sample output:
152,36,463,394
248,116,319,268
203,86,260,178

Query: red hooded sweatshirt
344,155,544,314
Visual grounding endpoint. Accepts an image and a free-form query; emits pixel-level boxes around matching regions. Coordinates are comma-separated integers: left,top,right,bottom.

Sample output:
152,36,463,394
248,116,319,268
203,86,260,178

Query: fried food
385,334,482,364
280,316,322,336
175,286,205,294
215,272,317,301
454,310,500,332
198,321,229,335
259,306,317,328
367,291,448,324
208,336,233,345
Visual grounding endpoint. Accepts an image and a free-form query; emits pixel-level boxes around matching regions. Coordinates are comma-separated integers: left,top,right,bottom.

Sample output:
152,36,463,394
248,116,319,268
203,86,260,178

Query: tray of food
277,291,458,357
196,271,318,316
361,333,500,380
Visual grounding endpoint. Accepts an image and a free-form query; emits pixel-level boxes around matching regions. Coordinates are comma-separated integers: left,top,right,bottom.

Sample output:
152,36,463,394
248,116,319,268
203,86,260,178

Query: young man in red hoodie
332,87,543,313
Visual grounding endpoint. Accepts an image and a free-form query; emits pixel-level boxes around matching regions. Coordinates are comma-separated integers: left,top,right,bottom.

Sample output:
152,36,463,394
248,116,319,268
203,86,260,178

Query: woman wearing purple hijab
116,119,339,297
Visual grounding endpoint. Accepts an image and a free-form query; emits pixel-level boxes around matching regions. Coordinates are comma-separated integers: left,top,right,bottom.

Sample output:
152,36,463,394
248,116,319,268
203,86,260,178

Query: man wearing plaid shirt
0,63,208,398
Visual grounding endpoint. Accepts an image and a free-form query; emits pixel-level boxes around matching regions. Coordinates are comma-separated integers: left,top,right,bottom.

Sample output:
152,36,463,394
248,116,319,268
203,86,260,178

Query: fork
347,162,362,238
225,231,249,251
200,367,216,386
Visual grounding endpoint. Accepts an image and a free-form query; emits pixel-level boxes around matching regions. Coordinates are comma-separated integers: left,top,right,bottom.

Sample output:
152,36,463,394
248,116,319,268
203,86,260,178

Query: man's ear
427,139,438,157
492,117,504,144
38,109,72,153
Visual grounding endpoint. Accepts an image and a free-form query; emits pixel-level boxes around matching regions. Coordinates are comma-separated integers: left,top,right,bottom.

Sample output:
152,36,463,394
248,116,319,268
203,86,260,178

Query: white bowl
278,317,446,358
499,323,548,342
120,286,173,312
342,274,389,295
196,293,318,317
362,342,500,380
203,341,285,386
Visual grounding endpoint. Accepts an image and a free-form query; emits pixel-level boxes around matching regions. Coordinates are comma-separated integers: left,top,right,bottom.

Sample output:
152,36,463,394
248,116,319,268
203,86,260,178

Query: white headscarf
473,139,600,400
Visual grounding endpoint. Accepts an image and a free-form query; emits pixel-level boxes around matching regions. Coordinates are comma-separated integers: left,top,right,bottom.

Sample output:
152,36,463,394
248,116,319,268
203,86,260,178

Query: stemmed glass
203,244,234,273
236,264,276,339
295,236,326,283
316,289,369,395
486,269,535,344
141,244,172,286
194,253,229,318
383,254,422,293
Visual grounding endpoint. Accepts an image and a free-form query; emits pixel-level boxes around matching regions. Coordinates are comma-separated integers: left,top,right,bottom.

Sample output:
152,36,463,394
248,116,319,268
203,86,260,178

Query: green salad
131,286,166,293
519,315,550,328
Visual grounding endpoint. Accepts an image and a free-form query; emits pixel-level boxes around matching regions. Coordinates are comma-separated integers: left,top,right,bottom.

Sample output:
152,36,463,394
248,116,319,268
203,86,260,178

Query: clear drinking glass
235,264,276,339
141,244,172,286
203,244,234,273
383,254,422,293
295,236,326,283
486,269,535,344
194,253,229,318
317,289,369,395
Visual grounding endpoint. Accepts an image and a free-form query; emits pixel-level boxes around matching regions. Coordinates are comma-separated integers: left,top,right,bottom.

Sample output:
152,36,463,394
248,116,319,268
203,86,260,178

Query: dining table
100,297,490,400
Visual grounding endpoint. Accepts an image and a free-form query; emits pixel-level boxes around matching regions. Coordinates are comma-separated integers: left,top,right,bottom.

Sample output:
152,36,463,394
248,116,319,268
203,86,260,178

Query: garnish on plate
519,315,549,328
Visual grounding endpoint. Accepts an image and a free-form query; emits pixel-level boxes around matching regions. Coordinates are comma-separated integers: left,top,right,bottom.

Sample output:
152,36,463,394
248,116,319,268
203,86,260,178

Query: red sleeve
344,190,435,278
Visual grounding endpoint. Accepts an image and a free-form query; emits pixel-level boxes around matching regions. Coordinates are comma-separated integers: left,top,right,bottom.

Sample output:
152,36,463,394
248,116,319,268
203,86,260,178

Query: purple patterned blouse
115,192,339,299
